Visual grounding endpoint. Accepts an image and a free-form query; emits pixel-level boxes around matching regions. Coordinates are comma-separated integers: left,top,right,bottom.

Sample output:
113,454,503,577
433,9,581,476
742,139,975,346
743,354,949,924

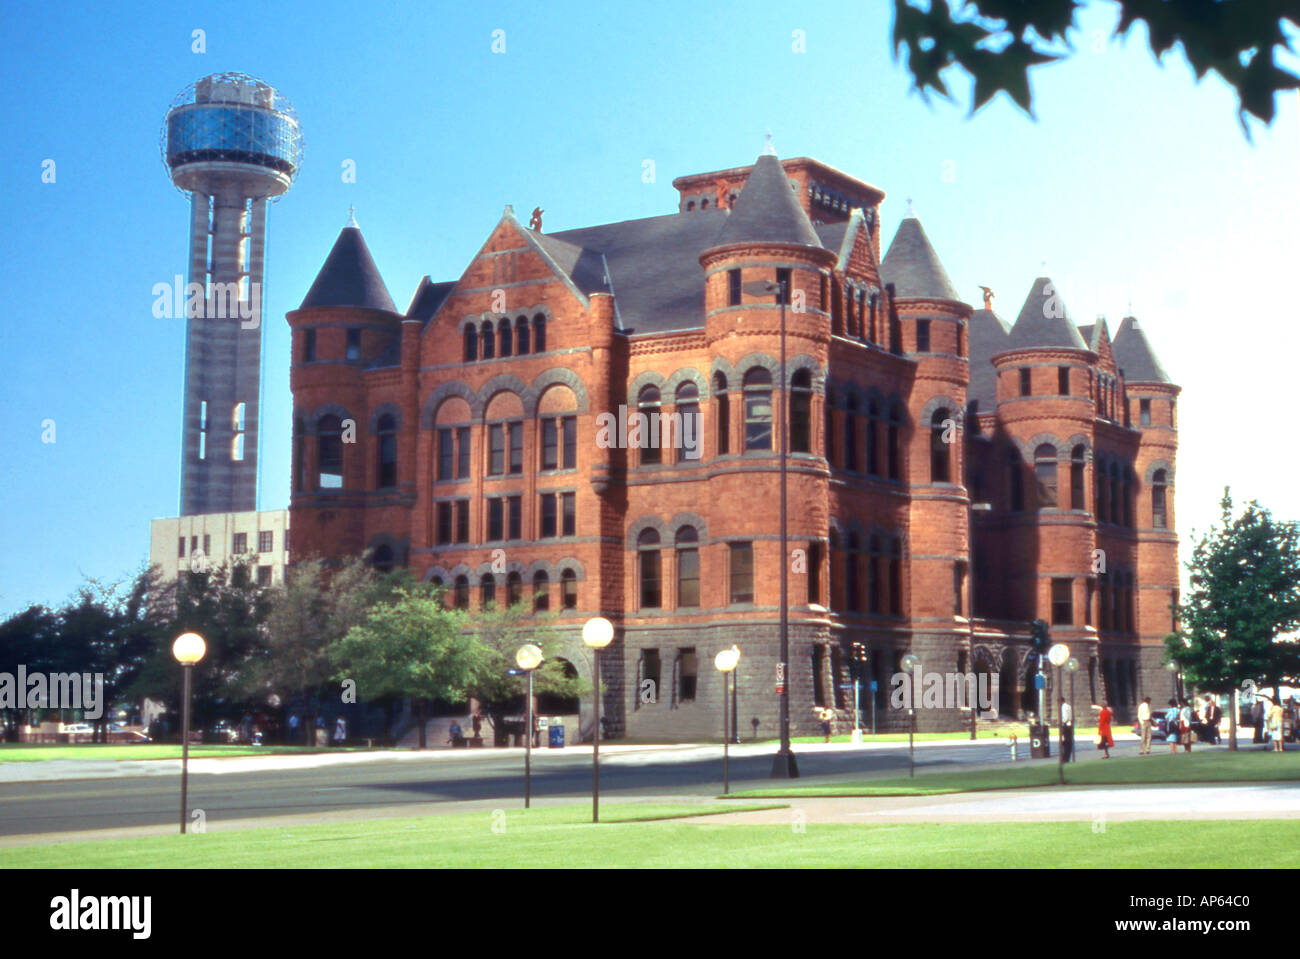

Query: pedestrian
1268,700,1284,753
1203,695,1221,745
1060,698,1074,762
1252,698,1265,744
447,720,464,747
1091,701,1114,758
332,715,347,747
1165,699,1181,754
471,711,483,739
814,706,832,743
287,712,300,745
1137,696,1153,755
1180,698,1193,753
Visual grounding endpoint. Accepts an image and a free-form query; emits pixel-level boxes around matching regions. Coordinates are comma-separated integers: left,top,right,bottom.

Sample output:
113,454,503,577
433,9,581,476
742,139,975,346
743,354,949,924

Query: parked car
1133,714,1171,741
59,723,94,734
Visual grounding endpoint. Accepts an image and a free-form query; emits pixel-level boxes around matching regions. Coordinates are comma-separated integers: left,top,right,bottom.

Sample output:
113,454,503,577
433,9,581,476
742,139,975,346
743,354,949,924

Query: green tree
0,605,60,740
465,598,587,746
250,556,395,746
893,0,1299,130
1169,488,1300,747
329,588,477,749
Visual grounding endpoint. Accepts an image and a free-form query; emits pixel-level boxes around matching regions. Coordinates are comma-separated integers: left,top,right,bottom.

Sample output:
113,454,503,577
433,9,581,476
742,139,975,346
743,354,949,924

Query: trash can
548,724,564,748
1028,723,1051,759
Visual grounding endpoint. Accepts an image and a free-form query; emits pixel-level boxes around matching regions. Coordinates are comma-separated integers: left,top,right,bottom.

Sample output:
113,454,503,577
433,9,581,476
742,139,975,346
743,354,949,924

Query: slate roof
406,276,457,323
1112,315,1172,383
299,226,397,312
1005,276,1087,351
967,308,1012,411
547,209,729,334
711,152,823,249
879,217,961,302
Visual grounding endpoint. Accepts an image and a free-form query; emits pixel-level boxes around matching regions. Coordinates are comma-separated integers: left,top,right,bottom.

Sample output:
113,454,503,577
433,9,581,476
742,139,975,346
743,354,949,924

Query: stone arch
709,356,738,384
1024,433,1065,459
310,402,354,433
421,382,480,429
525,559,558,579
919,395,961,427
784,354,824,391
626,515,670,550
735,352,781,382
555,557,586,580
627,370,668,408
478,374,533,418
423,565,452,583
531,368,590,413
664,367,709,400
365,533,407,565
367,402,403,434
1064,434,1092,459
667,511,708,542
1144,459,1175,485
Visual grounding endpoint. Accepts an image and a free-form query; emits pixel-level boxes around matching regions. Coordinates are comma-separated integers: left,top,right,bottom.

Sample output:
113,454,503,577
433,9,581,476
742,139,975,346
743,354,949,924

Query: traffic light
1030,618,1051,654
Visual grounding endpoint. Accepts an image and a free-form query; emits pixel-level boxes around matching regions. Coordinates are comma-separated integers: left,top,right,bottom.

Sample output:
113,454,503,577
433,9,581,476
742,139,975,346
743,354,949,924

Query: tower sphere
161,72,303,201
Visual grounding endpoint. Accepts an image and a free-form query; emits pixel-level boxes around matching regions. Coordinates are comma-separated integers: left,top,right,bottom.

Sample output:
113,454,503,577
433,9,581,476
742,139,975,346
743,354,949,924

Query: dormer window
346,328,361,362
1019,368,1032,396
916,319,930,353
1140,398,1151,426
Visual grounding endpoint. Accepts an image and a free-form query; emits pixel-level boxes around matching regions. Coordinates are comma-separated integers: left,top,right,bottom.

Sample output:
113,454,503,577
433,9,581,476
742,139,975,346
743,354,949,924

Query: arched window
480,574,496,609
675,382,701,463
743,368,773,451
867,535,883,614
831,280,844,335
888,537,903,615
479,321,495,359
846,283,857,337
845,531,860,612
1008,446,1024,510
532,314,546,352
1095,456,1108,521
714,372,730,456
828,529,843,611
1035,443,1057,508
931,409,952,483
637,385,661,466
376,413,398,489
824,388,836,464
1152,469,1168,528
1109,462,1121,525
533,571,550,612
498,318,512,357
453,575,470,610
1123,467,1133,527
560,568,577,609
507,571,523,607
789,369,812,454
1071,445,1086,510
866,399,880,475
676,526,700,608
317,415,343,489
292,416,305,493
638,528,662,609
844,396,858,470
515,316,530,354
430,576,444,606
371,544,395,573
886,401,902,479
463,325,477,362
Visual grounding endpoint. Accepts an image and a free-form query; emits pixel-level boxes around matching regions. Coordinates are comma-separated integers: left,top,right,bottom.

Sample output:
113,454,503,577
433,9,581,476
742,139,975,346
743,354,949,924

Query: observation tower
162,73,302,515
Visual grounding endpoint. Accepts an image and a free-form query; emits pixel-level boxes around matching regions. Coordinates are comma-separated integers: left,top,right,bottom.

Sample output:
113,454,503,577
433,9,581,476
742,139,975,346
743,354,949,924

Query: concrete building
149,510,291,586
286,148,1180,740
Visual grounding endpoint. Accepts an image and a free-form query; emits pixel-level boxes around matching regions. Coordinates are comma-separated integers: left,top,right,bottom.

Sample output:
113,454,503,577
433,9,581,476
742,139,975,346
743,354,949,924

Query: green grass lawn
3,803,1297,868
0,744,380,763
729,749,1300,797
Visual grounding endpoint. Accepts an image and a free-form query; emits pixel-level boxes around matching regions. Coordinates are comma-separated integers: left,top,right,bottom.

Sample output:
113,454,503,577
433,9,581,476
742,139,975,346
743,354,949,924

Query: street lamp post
715,646,741,794
515,643,544,809
1066,657,1080,763
967,502,991,740
1048,643,1070,784
172,632,207,835
743,276,797,779
901,653,920,777
582,617,614,823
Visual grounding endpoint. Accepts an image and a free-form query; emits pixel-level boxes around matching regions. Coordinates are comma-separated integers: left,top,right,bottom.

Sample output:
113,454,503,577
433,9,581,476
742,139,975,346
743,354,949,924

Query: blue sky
1,0,1297,615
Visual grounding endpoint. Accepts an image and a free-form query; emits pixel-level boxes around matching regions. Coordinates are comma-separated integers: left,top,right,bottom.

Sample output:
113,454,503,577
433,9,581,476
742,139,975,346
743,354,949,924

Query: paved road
0,738,1105,837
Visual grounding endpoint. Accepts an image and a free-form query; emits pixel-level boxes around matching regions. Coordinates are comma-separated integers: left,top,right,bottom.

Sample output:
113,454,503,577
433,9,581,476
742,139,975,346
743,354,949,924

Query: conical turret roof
1112,316,1172,383
1006,276,1087,351
299,224,397,312
711,153,822,250
880,217,961,301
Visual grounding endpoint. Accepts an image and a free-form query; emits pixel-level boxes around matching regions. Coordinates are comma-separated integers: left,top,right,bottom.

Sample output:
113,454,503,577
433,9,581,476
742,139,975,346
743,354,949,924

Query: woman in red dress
1091,701,1114,758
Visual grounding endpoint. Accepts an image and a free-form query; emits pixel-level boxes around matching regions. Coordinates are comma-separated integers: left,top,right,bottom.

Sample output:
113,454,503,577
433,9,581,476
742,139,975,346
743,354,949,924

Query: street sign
870,681,878,692
838,684,854,690
507,668,524,676
1034,673,1046,690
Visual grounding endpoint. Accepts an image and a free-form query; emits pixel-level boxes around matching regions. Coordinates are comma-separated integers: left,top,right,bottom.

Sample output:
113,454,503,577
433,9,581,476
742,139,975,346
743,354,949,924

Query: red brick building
286,151,1179,738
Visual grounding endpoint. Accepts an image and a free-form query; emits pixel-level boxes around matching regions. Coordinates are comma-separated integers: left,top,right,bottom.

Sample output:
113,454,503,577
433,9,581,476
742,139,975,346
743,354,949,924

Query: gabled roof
299,226,397,312
406,275,457,323
548,210,729,334
879,217,961,301
1006,276,1087,351
967,308,1012,411
710,153,823,250
1112,315,1172,383
533,233,611,296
